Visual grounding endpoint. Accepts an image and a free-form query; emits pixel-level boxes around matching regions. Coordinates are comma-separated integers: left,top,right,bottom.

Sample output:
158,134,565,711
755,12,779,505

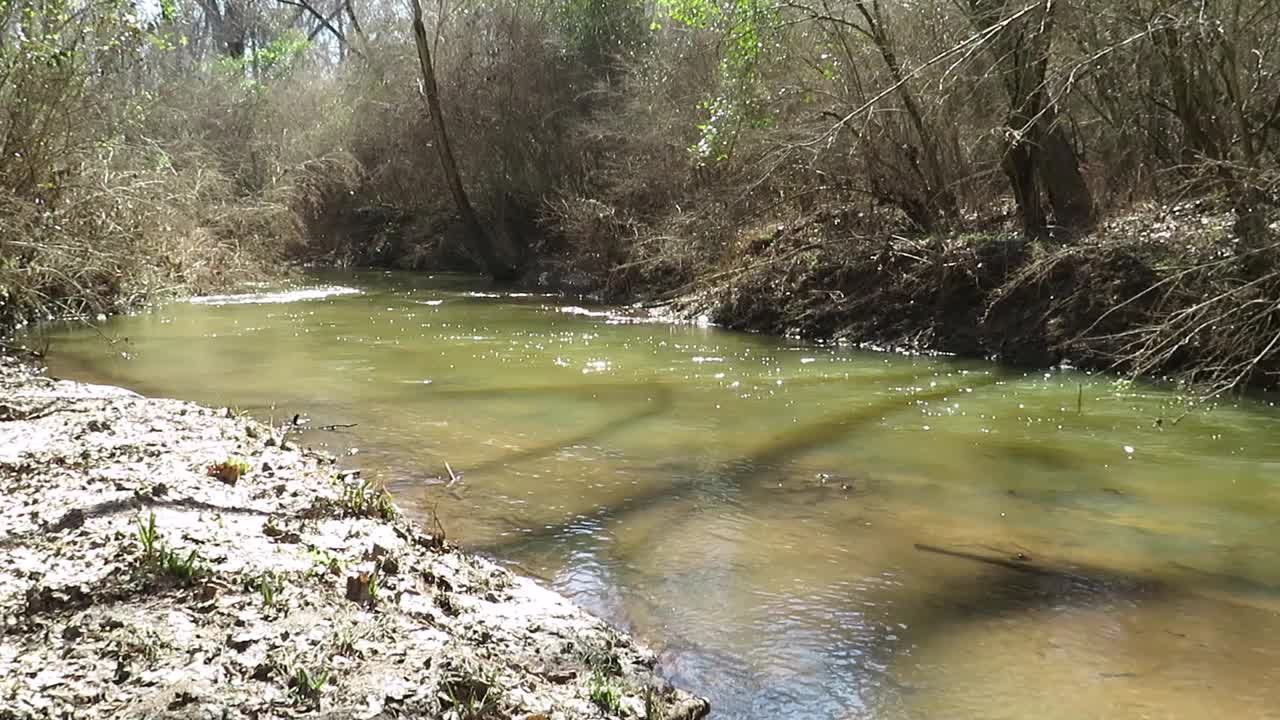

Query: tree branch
275,0,363,57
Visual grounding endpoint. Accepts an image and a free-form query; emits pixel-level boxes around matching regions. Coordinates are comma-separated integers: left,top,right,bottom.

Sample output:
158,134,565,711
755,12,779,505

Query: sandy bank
0,353,710,720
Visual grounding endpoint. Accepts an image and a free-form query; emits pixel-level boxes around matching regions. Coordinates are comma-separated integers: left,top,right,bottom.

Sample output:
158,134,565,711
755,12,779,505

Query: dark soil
684,206,1280,390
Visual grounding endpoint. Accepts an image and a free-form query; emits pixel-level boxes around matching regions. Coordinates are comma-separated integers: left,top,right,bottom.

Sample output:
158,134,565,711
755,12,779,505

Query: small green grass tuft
256,572,285,608
644,686,665,720
134,512,207,585
440,677,500,719
158,546,206,583
305,548,344,577
113,626,166,668
589,670,622,715
330,626,363,658
338,480,397,521
366,565,382,605
136,511,160,559
288,665,329,705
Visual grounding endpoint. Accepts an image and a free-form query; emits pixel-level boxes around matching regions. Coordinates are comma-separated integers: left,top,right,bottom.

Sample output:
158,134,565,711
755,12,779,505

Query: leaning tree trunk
410,0,519,281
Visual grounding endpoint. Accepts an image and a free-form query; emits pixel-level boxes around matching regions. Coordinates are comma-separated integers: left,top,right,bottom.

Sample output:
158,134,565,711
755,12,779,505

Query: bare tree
847,0,959,228
276,0,363,55
785,0,960,230
965,0,1094,238
195,0,250,58
410,0,520,280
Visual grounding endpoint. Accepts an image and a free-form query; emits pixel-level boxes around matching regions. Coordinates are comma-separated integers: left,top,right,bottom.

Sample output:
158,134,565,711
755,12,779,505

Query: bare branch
275,0,363,57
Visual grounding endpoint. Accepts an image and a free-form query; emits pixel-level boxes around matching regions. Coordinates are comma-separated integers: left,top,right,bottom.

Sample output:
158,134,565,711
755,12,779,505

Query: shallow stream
37,271,1280,719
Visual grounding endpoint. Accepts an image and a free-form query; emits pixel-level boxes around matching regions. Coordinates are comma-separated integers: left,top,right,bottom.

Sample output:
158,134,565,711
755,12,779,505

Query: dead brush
1073,236,1280,399
0,140,295,333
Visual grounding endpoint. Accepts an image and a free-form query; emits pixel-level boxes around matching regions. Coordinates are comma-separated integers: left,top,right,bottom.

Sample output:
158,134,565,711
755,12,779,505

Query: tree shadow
444,382,676,477
2,494,276,548
466,372,1005,556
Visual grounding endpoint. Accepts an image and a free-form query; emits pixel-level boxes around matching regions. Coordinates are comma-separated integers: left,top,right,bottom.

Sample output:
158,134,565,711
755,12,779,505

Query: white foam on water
559,305,614,319
190,286,363,306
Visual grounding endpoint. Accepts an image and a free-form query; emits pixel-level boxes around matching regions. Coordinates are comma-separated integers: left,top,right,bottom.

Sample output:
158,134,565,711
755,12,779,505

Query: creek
37,271,1280,719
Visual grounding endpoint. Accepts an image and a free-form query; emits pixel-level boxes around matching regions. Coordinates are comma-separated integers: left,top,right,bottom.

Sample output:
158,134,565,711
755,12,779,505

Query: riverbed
35,271,1280,719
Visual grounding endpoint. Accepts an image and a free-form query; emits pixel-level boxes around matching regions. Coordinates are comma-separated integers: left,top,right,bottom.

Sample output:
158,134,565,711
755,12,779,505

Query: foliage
339,480,397,521
658,0,780,161
589,670,622,714
288,665,329,704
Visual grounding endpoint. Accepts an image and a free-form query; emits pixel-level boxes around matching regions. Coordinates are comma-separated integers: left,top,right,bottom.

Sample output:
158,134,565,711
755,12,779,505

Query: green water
38,271,1280,719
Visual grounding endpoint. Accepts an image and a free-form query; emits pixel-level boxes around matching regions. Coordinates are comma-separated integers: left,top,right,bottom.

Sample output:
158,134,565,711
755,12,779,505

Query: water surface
38,272,1280,719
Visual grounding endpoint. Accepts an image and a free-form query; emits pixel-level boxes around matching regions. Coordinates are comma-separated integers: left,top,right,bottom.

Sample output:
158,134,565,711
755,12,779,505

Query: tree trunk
1038,118,1094,233
967,0,1093,239
410,0,519,281
1003,120,1046,238
344,0,367,50
197,0,247,58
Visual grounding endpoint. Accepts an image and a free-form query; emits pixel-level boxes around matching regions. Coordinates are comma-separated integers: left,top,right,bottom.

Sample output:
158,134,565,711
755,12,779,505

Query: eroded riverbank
0,352,710,719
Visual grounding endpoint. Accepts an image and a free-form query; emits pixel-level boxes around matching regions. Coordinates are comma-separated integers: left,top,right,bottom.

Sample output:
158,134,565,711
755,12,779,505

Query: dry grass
0,142,299,331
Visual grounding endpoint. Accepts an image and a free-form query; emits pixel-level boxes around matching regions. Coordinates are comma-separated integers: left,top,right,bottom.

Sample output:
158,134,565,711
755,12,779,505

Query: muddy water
37,272,1280,719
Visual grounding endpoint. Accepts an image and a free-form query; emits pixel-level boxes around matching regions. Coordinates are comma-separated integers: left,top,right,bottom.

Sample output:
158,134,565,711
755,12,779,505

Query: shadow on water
420,382,676,476
413,369,1280,717
609,532,1280,717
459,372,1004,556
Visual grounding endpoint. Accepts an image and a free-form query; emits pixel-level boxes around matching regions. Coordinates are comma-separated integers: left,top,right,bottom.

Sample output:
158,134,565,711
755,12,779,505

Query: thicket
3,0,1279,392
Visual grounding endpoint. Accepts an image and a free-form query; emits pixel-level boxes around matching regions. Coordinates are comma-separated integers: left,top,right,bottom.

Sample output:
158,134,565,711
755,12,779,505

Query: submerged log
913,543,1060,576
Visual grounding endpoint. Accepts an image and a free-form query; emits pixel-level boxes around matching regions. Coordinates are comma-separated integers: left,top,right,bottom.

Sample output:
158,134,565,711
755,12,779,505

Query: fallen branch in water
314,423,358,431
913,543,1062,577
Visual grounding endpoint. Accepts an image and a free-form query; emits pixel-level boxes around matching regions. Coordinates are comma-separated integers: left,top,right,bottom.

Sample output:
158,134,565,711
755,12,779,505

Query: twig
0,402,65,422
314,422,358,431
0,341,44,358
426,502,448,543
914,543,1063,577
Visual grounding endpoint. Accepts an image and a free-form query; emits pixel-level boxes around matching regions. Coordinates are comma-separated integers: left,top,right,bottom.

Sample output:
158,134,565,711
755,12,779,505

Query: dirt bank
680,205,1280,393
0,353,710,720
